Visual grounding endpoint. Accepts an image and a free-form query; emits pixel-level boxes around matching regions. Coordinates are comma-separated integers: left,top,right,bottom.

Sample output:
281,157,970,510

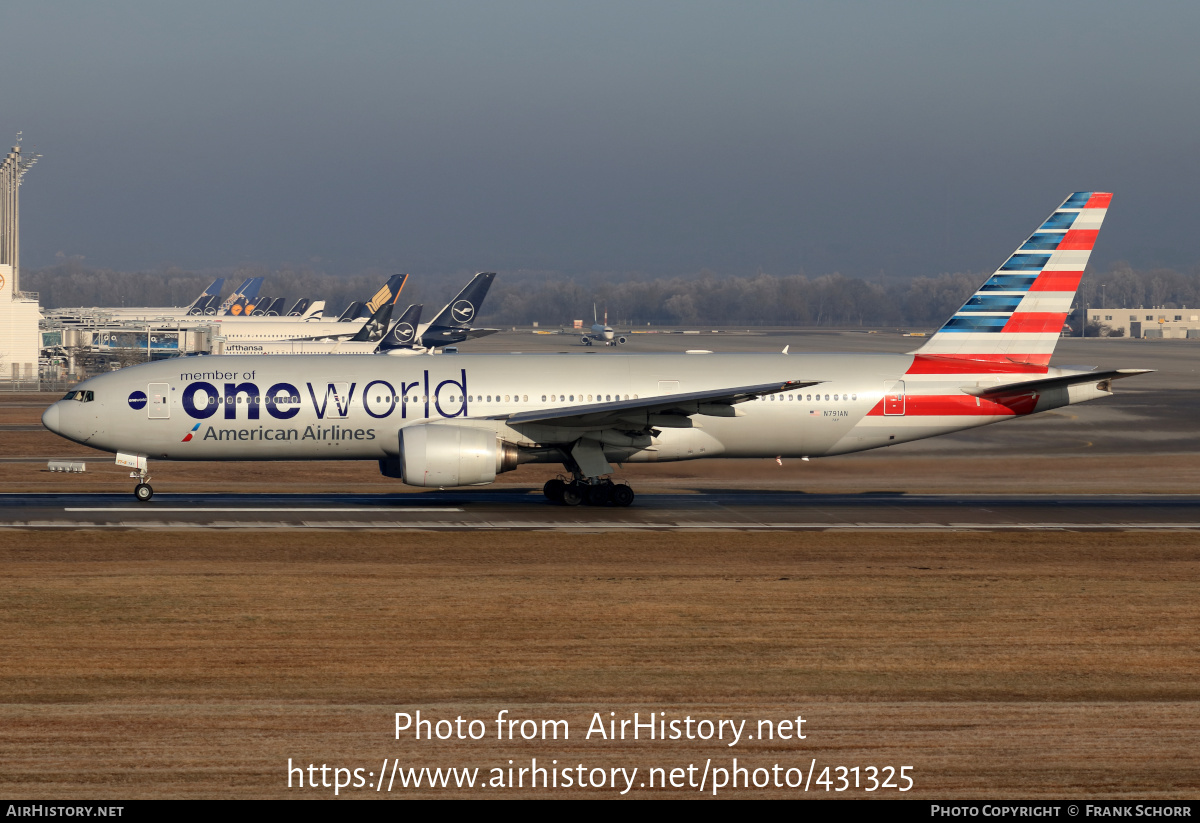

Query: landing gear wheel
543,478,565,503
134,483,154,503
612,484,635,507
560,485,584,506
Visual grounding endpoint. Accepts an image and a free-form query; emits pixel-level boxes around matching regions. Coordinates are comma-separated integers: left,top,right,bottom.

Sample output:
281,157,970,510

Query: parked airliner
42,193,1147,506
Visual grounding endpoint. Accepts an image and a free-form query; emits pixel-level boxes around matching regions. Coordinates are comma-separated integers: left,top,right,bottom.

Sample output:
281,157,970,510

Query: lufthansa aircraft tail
376,303,424,352
418,272,500,346
913,192,1111,374
218,277,265,315
425,272,495,331
185,279,225,314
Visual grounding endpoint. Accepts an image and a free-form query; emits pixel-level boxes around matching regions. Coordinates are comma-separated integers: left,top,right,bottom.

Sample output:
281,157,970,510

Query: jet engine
397,424,520,487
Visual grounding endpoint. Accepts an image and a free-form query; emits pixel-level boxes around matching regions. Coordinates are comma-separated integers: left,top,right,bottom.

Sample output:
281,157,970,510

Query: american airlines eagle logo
395,322,414,342
451,300,475,323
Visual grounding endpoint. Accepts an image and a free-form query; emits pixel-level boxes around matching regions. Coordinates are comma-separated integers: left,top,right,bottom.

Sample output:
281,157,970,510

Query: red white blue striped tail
912,192,1110,374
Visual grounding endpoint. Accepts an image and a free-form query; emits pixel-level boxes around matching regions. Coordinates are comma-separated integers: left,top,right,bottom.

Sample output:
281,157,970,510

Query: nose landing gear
118,453,154,502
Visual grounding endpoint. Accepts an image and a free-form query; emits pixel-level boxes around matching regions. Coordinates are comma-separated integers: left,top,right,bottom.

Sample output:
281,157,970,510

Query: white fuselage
41,352,1107,469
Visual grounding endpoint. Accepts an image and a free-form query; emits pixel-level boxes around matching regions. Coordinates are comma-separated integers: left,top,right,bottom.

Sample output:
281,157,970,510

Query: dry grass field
1,529,1198,798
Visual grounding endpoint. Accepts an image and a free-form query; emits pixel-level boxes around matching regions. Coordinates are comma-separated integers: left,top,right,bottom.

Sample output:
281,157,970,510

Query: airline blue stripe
1040,212,1077,231
1061,192,1091,209
979,274,1038,292
940,316,1009,333
1020,233,1064,251
958,295,1024,313
1000,254,1051,271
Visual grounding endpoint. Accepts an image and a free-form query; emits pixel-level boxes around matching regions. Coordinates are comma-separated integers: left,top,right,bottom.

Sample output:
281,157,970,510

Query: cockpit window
63,390,94,403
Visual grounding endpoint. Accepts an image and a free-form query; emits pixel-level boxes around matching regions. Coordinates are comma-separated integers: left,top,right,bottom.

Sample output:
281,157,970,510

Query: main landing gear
543,477,635,507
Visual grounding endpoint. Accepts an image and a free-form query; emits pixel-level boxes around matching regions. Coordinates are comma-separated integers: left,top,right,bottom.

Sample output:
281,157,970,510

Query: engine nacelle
616,336,627,345
398,424,519,487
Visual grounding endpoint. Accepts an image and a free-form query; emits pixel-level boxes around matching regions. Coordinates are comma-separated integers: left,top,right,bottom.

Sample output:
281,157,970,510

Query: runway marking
64,507,463,513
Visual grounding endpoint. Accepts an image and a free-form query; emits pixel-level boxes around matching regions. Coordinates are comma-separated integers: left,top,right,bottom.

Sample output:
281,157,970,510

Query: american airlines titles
175,368,469,444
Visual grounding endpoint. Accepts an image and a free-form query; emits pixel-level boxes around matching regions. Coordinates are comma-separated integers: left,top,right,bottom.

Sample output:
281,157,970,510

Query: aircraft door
883,381,905,416
147,383,171,419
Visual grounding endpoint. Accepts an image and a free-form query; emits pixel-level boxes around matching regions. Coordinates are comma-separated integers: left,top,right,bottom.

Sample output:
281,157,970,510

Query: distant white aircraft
42,192,1148,508
581,305,626,346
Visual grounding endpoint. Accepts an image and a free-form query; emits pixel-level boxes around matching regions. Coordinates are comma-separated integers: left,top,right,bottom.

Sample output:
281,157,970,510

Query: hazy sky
4,1,1199,278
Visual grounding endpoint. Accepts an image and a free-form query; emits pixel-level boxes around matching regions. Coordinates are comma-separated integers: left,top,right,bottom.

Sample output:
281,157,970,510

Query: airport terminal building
1089,308,1200,339
1,142,40,386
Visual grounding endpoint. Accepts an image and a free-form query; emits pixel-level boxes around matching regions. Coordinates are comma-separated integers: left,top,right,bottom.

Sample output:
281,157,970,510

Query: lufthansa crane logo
0,273,5,292
395,322,415,342
451,300,475,323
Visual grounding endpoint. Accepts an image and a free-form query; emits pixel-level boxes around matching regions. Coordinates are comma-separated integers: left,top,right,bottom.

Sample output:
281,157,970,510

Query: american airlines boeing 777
42,193,1147,506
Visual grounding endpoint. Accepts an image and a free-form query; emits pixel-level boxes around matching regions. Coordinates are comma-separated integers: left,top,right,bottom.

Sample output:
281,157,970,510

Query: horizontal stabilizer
423,325,501,340
960,369,1153,397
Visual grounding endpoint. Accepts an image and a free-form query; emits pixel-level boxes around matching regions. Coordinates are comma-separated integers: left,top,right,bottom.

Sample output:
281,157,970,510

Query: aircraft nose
42,403,61,434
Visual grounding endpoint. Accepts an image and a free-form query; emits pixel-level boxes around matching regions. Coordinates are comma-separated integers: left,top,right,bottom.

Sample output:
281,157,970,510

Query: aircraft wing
960,369,1153,397
497,379,820,429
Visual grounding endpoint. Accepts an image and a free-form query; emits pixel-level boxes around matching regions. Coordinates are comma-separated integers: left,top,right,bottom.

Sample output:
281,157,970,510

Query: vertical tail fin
365,273,409,313
376,304,424,352
186,278,224,312
914,192,1111,372
427,272,496,329
351,278,407,342
217,278,252,313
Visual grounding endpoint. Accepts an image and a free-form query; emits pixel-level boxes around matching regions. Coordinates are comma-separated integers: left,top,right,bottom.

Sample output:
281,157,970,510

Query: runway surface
2,490,1199,530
